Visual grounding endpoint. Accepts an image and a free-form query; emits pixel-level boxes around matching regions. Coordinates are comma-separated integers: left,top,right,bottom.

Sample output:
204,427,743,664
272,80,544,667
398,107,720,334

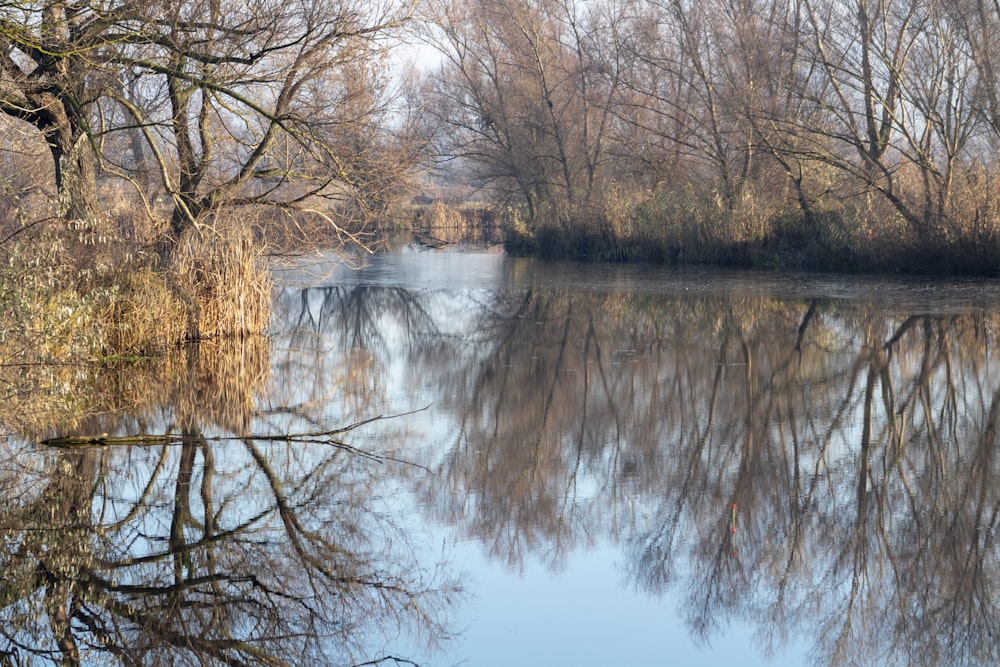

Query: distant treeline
421,0,1000,273
7,0,1000,274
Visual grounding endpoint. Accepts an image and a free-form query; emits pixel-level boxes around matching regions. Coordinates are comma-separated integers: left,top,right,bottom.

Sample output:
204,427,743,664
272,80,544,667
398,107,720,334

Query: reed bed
0,207,274,438
171,215,272,340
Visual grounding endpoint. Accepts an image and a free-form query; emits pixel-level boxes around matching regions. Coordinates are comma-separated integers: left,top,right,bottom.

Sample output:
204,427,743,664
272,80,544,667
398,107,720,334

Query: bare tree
0,0,110,219
1,0,414,250
109,0,412,250
423,0,626,232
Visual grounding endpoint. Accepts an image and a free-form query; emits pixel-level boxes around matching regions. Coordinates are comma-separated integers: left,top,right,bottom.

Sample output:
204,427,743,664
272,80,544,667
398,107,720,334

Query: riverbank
496,203,1000,277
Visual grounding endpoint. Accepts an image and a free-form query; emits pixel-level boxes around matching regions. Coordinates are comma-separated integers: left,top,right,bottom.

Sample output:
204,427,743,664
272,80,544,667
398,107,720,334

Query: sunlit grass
0,212,272,437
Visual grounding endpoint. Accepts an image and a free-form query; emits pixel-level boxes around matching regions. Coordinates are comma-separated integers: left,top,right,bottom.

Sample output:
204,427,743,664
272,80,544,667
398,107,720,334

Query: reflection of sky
439,537,809,667
272,250,833,666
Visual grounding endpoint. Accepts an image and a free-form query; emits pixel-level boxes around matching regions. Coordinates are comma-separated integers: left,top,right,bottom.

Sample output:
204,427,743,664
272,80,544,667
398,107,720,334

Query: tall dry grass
401,201,499,246
170,214,272,340
0,201,276,437
0,213,272,359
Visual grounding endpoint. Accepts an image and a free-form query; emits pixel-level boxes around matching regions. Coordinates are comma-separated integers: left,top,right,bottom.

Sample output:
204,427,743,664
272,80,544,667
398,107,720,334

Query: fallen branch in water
40,407,432,471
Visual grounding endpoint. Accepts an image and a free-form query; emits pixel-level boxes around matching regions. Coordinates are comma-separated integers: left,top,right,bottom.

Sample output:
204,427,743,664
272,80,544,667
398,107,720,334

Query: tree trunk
51,132,98,222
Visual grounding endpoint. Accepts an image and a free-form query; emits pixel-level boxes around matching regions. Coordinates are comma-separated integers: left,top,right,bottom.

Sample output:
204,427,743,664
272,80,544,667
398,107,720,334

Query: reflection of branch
884,315,919,352
106,444,170,531
89,571,271,597
794,299,817,352
96,508,272,570
242,436,444,635
351,656,422,666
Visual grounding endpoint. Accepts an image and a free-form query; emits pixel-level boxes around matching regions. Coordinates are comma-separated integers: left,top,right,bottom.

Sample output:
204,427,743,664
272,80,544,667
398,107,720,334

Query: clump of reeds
0,206,273,356
170,214,272,340
0,223,272,438
97,260,189,356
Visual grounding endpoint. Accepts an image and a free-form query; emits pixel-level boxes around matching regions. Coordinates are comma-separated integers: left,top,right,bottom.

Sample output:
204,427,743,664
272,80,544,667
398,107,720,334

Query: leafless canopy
1,0,417,247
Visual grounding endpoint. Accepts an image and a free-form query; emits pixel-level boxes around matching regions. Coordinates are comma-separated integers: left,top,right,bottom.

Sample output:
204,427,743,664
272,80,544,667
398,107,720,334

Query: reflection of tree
625,310,1000,667
297,272,1000,666
0,433,454,665
284,285,441,348
0,423,455,666
273,284,451,419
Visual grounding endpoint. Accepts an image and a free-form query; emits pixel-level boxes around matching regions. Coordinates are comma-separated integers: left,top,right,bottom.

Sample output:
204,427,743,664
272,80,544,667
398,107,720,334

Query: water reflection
276,258,1000,667
7,251,1000,666
0,340,456,666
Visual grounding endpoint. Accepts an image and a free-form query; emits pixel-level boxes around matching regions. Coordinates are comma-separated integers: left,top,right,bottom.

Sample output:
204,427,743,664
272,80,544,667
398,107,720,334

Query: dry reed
170,214,272,340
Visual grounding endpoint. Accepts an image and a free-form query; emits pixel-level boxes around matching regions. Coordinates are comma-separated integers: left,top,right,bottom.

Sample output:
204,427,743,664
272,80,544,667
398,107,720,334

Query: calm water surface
4,247,1000,666
272,248,1000,666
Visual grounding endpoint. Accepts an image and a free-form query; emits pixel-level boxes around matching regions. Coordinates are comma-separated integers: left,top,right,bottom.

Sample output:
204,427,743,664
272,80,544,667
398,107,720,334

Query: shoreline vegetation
4,0,1000,437
406,194,1000,275
427,198,1000,275
420,0,1000,278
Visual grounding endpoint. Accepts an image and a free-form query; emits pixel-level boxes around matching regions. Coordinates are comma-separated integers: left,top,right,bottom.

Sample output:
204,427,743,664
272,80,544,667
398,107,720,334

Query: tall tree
0,0,109,219
1,0,413,248
425,0,625,230
114,0,412,249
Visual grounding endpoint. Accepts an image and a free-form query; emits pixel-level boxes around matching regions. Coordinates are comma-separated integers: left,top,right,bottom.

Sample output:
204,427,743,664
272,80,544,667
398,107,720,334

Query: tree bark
52,133,98,221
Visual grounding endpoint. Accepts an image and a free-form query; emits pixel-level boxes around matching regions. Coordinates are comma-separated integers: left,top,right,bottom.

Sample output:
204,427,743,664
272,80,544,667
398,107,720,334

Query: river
4,246,1000,666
